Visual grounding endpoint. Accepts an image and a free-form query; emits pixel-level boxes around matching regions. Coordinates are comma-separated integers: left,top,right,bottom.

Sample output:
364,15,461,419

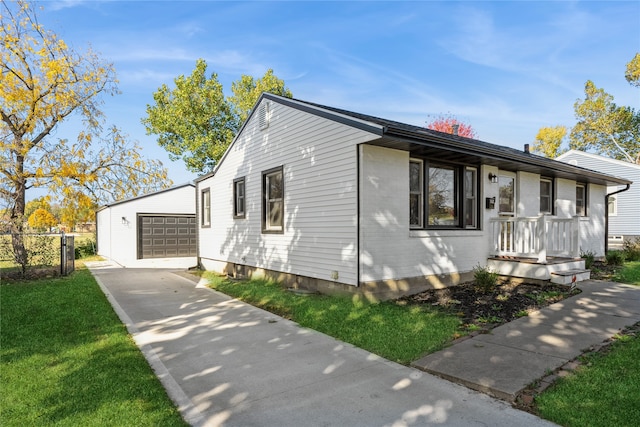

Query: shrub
580,249,596,269
74,238,96,259
606,250,626,266
623,237,640,262
473,264,499,293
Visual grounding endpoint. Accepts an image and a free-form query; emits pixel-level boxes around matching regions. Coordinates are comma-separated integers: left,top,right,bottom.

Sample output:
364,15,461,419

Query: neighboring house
96,183,197,268
557,150,637,249
195,93,631,299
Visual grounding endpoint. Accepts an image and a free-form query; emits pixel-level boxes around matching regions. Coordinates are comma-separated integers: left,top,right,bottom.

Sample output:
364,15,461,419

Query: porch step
550,269,590,286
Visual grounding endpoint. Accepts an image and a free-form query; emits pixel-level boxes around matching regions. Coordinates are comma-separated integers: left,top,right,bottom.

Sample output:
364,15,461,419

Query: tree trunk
10,155,28,276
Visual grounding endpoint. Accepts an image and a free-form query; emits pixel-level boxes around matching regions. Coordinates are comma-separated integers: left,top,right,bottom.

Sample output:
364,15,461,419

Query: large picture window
262,166,284,233
201,188,211,227
428,165,457,226
410,159,477,229
233,177,245,218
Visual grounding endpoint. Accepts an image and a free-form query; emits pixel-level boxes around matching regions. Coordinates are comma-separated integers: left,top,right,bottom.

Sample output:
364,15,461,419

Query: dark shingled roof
278,94,631,187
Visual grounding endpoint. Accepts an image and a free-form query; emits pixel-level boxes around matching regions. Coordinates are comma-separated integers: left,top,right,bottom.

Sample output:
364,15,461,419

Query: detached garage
96,183,197,268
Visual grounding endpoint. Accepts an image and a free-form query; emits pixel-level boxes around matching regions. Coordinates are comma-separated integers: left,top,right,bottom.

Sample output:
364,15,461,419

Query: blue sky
29,0,640,190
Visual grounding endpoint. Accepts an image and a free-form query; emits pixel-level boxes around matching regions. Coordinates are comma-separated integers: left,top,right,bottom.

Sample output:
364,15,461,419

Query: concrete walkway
412,280,640,401
87,261,554,427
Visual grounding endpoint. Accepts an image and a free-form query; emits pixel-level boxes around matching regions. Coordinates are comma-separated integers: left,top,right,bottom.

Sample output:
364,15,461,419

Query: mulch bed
401,280,582,331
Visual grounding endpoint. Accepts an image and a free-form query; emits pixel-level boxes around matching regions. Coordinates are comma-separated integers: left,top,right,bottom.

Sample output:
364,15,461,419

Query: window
498,175,515,215
201,188,211,227
409,159,477,229
464,168,477,228
608,195,617,216
233,178,245,218
428,165,457,226
409,160,423,228
576,184,587,216
540,178,553,214
262,166,283,232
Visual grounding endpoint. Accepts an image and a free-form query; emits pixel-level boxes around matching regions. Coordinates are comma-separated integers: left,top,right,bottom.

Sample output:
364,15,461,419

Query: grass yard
534,261,640,426
613,261,640,285
205,273,462,365
535,325,640,427
0,267,187,427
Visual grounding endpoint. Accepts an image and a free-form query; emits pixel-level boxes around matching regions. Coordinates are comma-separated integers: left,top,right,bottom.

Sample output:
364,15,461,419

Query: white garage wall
96,184,196,267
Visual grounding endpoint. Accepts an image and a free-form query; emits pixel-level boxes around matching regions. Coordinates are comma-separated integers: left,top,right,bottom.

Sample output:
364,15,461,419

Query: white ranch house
557,150,636,249
96,183,197,268
195,93,631,299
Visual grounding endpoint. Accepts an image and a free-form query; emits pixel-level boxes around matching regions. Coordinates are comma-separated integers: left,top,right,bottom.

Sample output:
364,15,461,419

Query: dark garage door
138,215,196,259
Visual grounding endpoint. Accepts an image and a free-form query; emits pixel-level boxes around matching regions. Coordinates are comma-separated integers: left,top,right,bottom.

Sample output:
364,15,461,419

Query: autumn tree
28,208,57,231
24,196,57,231
569,80,639,163
228,68,293,127
625,53,640,87
532,125,567,159
143,60,293,173
533,53,639,163
1,1,169,273
426,114,478,139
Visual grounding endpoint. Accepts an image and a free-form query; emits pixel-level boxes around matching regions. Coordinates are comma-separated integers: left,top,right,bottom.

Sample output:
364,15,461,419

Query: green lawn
536,329,640,427
613,261,640,285
205,273,462,365
0,267,187,427
535,261,640,426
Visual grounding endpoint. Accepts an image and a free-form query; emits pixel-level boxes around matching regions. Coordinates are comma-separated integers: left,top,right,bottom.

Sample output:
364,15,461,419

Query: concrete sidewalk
87,261,554,427
412,280,640,401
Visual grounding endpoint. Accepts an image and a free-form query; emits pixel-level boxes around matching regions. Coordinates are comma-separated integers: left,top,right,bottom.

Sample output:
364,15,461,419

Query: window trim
233,177,246,219
498,173,516,216
464,167,478,229
409,158,478,230
409,159,424,229
540,177,554,215
576,183,587,217
608,195,618,216
262,166,284,233
201,188,211,228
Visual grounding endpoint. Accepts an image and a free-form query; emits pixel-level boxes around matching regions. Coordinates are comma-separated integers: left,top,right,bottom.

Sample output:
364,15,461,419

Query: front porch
488,216,589,284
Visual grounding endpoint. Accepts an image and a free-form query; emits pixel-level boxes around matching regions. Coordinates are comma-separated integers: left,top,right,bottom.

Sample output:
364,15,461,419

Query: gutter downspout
605,184,631,253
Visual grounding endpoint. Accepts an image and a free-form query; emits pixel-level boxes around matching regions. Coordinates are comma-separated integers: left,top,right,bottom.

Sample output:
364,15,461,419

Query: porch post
571,216,580,258
537,215,547,264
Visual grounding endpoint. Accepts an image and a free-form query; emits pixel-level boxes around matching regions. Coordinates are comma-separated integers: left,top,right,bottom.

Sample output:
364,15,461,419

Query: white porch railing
490,216,581,263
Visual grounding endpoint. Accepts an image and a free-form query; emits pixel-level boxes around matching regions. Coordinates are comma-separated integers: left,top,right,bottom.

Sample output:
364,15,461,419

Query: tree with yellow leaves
1,1,169,273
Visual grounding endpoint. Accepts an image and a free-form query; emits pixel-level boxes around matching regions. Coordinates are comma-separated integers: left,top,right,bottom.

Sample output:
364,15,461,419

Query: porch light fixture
488,173,498,183
121,216,128,225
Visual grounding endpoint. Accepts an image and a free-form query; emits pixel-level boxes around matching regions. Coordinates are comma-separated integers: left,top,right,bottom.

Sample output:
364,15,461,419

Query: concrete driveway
88,262,555,427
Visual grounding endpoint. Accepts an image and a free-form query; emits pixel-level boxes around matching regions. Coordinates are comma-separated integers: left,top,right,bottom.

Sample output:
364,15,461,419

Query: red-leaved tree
426,114,478,139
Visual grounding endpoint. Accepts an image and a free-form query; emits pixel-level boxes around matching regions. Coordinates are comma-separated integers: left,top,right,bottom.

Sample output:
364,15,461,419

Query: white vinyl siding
557,150,639,238
197,99,380,286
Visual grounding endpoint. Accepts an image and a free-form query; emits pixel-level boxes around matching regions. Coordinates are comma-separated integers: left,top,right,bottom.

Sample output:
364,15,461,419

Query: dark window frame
201,188,211,228
540,177,554,215
410,158,479,230
576,183,587,217
262,166,284,234
233,177,246,219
